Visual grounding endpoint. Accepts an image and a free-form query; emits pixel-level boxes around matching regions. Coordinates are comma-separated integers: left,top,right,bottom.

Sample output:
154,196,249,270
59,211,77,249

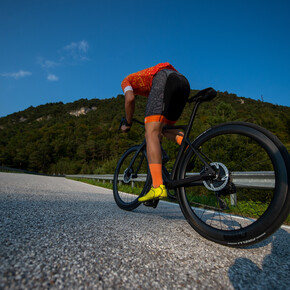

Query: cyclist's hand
119,117,132,133
120,124,131,133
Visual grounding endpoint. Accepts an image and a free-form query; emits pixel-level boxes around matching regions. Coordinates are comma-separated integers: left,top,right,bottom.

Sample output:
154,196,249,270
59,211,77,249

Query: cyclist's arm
120,89,135,133
121,76,135,132
124,90,135,125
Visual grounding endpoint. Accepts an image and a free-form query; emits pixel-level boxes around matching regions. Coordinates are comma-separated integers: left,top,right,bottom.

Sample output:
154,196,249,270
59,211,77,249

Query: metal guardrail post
230,193,237,206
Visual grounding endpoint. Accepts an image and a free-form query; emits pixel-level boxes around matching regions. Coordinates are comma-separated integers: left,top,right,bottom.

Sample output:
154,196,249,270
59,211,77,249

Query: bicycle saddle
188,87,217,103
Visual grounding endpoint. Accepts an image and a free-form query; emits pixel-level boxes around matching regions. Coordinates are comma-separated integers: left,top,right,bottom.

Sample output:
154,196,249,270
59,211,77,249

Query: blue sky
1,0,290,117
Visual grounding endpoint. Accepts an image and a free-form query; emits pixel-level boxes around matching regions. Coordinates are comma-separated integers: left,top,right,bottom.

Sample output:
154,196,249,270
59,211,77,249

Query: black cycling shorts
144,69,190,124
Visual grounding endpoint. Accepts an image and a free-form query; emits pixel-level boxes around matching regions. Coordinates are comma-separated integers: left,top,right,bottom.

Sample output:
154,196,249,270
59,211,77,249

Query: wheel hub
123,168,132,184
203,162,229,191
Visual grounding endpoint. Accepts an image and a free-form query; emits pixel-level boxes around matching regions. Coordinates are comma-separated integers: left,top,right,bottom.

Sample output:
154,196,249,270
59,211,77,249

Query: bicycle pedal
143,199,159,209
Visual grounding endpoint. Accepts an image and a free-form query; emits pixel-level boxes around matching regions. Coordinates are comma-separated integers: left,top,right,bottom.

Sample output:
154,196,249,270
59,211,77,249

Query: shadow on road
135,202,185,220
228,229,290,289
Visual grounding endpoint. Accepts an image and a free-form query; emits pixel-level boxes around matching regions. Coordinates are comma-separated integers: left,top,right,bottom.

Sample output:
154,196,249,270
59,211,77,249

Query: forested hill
1,90,289,174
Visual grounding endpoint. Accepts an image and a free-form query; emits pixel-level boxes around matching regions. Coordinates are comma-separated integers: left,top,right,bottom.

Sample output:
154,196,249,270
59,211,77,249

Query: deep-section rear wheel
178,123,289,246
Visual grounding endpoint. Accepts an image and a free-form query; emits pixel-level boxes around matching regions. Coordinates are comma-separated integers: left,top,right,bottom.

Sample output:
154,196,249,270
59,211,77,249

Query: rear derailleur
216,182,236,210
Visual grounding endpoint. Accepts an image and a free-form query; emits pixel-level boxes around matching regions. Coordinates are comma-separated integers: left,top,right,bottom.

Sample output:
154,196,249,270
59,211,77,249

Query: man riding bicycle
120,63,190,202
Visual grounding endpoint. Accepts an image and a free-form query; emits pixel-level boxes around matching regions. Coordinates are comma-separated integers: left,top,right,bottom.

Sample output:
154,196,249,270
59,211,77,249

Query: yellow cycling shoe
138,185,167,202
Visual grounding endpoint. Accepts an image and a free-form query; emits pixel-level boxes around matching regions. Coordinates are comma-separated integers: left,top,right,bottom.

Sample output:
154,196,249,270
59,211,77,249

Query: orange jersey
121,62,178,97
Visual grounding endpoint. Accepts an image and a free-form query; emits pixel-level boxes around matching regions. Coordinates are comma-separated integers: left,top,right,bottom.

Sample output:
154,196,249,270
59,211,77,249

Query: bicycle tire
113,145,151,211
225,122,290,237
177,122,289,247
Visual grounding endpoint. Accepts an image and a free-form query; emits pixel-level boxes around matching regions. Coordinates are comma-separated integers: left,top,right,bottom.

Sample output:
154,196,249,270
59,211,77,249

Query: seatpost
170,100,202,182
183,100,201,140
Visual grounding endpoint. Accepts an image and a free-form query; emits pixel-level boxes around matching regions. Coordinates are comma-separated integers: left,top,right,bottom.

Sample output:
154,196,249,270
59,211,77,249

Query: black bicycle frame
129,100,217,190
164,100,216,189
126,140,147,178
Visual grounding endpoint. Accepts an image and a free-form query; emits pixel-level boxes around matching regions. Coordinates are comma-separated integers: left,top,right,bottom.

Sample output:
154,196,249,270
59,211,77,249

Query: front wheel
113,145,151,211
177,123,289,247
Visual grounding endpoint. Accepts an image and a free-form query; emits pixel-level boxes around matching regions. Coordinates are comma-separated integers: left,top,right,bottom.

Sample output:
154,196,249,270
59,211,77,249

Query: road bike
113,88,290,247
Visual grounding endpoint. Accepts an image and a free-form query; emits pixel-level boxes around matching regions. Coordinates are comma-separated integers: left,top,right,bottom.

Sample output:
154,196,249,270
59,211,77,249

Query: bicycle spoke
113,145,151,210
183,131,277,231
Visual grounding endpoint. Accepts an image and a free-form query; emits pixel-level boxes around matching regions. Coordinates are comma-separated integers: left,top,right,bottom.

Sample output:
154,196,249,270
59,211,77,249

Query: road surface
0,173,289,289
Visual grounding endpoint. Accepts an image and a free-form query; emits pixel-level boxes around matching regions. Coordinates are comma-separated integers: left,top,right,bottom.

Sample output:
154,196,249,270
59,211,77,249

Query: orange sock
176,135,184,145
149,163,163,188
176,135,189,149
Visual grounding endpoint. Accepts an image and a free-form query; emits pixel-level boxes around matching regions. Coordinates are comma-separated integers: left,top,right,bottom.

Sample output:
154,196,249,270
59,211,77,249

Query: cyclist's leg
139,71,169,202
138,121,167,202
162,72,190,145
162,128,184,145
143,70,168,190
145,122,163,187
163,72,190,120
139,70,190,202
145,121,164,165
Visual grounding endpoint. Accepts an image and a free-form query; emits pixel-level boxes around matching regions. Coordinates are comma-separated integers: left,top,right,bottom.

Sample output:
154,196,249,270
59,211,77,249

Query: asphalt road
0,172,289,289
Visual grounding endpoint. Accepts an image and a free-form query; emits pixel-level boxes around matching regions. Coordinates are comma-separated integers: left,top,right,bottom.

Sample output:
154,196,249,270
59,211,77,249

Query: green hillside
0,90,289,174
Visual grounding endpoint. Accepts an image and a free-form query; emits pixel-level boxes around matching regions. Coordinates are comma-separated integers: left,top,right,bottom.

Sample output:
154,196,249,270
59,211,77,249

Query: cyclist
120,63,190,202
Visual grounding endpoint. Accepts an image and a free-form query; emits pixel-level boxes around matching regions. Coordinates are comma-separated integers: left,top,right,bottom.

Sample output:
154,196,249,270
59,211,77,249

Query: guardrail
0,166,64,177
1,167,275,189
0,166,31,173
66,174,147,189
67,174,115,181
66,171,275,206
66,172,275,189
